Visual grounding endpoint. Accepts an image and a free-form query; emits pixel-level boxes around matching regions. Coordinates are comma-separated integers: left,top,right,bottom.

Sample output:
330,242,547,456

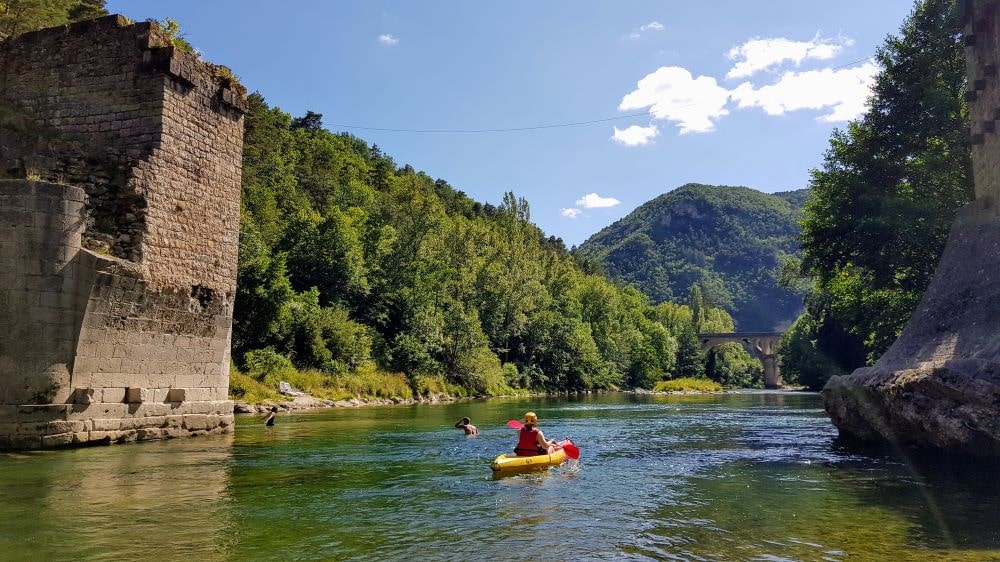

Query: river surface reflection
1,392,999,560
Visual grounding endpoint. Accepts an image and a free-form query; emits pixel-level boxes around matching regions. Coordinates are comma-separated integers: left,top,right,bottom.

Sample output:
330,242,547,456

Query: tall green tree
675,328,706,379
688,283,706,332
797,0,972,371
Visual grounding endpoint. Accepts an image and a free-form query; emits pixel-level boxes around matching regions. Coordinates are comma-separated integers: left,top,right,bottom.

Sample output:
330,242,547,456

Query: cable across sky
327,111,655,134
327,56,877,134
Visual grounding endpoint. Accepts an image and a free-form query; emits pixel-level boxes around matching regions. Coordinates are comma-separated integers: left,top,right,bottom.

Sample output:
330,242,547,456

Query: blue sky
109,0,915,246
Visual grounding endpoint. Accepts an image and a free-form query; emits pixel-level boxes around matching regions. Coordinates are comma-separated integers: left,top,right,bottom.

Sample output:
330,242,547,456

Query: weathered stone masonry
0,16,246,449
822,0,1000,456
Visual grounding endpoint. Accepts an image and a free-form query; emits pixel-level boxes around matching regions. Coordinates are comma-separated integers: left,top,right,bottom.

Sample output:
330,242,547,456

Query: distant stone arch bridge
698,332,783,389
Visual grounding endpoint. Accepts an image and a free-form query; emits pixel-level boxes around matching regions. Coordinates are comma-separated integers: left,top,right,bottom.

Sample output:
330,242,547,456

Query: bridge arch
698,332,783,389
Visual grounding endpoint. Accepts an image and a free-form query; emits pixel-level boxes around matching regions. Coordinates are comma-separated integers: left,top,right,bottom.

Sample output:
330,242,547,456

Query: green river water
1,391,999,561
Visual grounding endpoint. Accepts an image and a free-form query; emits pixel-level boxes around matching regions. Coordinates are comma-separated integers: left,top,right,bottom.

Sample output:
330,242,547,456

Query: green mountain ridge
576,183,808,331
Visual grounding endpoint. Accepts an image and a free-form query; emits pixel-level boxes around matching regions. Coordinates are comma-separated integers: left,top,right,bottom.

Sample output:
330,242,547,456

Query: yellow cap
523,411,538,425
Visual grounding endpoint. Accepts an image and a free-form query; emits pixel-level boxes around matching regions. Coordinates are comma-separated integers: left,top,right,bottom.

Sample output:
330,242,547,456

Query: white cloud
726,34,853,79
560,208,583,218
618,66,731,134
612,123,659,146
627,20,665,40
730,61,878,122
378,34,399,46
576,193,621,209
612,35,875,142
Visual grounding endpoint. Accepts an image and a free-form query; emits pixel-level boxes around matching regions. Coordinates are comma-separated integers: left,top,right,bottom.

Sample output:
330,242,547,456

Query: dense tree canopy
0,0,106,38
235,96,748,394
784,0,972,388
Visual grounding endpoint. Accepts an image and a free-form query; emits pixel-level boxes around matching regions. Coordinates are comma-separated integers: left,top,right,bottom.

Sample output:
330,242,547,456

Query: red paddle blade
507,420,524,430
562,441,580,460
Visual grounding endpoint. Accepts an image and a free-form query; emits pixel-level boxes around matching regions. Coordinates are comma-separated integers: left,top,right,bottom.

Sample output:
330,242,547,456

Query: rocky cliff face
823,0,1000,456
823,202,1000,456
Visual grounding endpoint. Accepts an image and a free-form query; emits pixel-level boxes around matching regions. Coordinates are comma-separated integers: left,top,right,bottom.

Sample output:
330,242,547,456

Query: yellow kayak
490,439,574,475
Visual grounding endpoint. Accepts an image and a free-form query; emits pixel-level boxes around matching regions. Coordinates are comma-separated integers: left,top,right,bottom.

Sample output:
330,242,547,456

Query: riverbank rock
232,392,459,414
234,402,256,414
822,204,1000,457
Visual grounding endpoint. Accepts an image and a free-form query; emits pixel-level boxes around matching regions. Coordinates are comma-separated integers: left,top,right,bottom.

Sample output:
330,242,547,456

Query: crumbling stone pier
0,16,246,448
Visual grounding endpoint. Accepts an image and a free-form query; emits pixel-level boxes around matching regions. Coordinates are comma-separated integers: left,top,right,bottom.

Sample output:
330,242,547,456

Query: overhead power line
328,56,877,134
829,56,876,70
328,111,654,134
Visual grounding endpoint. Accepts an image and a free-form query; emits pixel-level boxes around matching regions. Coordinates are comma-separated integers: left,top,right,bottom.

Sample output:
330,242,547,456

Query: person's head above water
523,411,538,426
271,406,278,413
459,417,471,425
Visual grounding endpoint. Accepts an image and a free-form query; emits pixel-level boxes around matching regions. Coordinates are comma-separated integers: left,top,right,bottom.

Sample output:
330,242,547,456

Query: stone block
91,418,122,431
163,427,187,439
72,387,96,404
98,358,124,374
9,435,41,449
133,402,171,417
166,388,187,402
16,404,70,421
124,387,148,403
122,417,163,430
181,387,213,402
136,428,163,440
182,414,210,431
73,357,99,375
185,400,233,415
44,420,85,434
15,423,47,437
101,387,126,403
142,416,167,428
68,403,129,420
88,431,119,443
40,432,74,447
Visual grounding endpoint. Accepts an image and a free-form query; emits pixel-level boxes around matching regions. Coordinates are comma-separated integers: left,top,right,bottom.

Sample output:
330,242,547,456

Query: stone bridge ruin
699,332,782,389
823,0,1000,456
0,16,246,449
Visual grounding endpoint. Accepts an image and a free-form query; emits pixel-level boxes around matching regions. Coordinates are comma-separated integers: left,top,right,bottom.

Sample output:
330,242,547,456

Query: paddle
506,420,580,460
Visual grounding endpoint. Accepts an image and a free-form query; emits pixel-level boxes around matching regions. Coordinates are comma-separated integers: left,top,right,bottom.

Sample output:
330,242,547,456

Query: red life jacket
515,426,545,456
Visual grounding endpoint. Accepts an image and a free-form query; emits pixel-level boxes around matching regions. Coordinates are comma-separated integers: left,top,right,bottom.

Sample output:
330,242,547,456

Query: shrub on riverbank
329,367,414,399
653,378,723,392
231,351,431,403
229,368,281,403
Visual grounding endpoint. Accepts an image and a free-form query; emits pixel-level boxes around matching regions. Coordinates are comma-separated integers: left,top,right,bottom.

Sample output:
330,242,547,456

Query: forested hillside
576,184,807,331
233,97,754,395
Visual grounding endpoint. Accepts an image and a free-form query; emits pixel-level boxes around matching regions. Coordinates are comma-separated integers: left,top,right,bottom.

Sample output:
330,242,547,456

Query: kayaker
454,416,479,435
514,411,556,456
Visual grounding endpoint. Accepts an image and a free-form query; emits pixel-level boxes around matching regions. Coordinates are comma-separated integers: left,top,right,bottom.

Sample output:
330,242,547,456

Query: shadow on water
832,442,1000,551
